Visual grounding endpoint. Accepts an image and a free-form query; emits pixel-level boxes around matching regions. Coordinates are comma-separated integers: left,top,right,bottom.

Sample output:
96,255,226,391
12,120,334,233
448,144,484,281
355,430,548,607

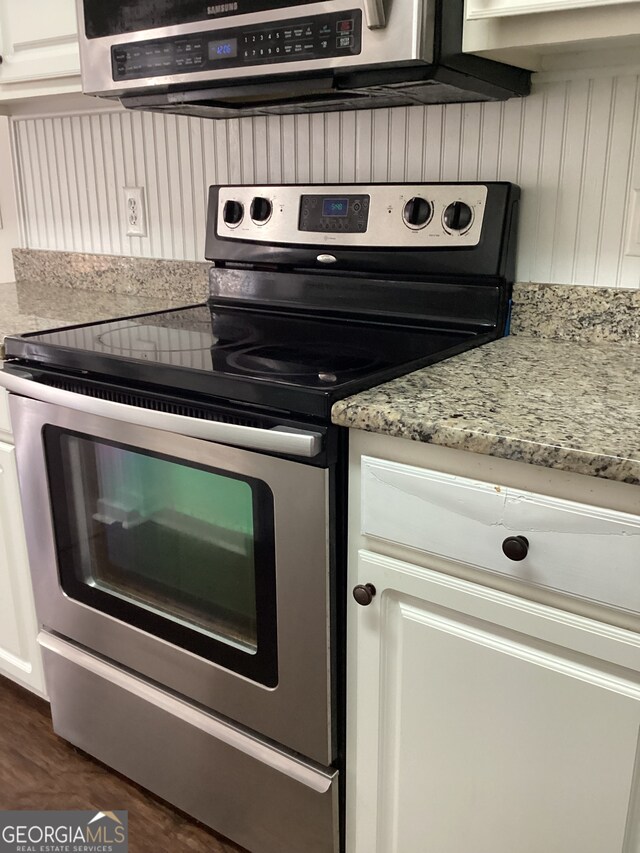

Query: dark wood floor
0,675,247,852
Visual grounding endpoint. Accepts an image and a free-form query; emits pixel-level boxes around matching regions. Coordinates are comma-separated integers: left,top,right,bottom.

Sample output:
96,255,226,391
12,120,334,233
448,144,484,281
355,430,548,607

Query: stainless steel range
0,182,520,853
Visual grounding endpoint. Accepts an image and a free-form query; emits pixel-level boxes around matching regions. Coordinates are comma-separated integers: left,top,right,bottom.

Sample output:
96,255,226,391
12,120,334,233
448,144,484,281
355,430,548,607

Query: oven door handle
0,369,323,458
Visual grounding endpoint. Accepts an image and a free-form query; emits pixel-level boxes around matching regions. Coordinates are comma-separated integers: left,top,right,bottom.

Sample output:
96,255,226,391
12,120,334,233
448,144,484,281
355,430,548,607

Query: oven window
83,0,306,39
44,428,278,686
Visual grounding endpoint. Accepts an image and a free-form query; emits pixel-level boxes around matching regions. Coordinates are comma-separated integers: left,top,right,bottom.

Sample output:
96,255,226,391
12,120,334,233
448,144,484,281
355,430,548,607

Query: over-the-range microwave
77,0,531,119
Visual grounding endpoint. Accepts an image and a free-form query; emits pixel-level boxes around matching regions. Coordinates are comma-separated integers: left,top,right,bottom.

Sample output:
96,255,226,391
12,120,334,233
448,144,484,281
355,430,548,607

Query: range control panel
300,194,370,233
112,10,362,81
216,184,489,248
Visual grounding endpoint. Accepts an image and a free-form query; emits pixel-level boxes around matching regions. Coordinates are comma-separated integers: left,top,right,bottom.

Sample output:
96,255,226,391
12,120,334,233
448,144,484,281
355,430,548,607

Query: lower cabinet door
348,550,640,853
0,441,44,693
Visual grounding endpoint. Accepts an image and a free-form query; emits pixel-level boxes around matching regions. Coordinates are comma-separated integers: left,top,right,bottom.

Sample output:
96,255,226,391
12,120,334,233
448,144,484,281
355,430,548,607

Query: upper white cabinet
464,0,640,69
0,0,81,100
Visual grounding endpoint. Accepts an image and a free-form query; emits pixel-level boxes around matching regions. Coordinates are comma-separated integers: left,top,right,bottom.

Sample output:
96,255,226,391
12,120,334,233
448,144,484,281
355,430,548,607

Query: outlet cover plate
124,186,147,238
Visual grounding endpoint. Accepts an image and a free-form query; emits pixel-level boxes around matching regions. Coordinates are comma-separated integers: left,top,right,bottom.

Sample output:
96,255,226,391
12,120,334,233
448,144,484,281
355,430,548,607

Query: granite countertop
332,335,640,486
3,261,639,488
0,279,199,358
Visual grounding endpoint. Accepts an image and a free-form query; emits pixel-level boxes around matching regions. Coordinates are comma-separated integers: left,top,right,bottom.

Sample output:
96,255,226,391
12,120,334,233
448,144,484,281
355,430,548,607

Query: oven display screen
208,38,238,60
322,198,349,217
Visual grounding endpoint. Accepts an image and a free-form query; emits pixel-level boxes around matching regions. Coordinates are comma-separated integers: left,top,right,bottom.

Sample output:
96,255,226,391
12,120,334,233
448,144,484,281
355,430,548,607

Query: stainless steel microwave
77,0,530,118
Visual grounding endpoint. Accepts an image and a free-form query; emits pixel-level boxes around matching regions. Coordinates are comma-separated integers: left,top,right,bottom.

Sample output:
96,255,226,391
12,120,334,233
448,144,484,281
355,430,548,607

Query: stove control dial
251,196,272,224
443,201,473,232
403,196,432,229
223,200,244,227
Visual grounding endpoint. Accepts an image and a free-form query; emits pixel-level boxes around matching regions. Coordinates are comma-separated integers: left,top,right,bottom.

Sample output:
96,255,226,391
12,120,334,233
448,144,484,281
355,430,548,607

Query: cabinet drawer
0,389,11,435
361,456,640,613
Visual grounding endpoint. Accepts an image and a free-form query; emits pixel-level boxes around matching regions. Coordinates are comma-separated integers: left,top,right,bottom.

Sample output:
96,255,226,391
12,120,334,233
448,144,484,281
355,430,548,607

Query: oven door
8,384,334,766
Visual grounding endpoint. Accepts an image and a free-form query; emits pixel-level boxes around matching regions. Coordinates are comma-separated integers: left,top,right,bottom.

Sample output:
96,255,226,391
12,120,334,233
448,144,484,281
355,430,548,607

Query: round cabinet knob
443,201,473,232
223,199,244,226
501,536,529,562
403,196,432,229
353,583,377,606
250,196,272,224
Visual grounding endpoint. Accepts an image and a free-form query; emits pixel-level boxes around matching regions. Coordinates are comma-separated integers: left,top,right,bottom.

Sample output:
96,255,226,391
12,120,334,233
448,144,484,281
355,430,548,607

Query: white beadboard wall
11,70,640,288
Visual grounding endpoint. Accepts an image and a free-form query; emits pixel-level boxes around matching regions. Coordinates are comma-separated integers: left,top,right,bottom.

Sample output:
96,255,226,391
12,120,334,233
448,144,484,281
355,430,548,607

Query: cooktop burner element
12,301,480,414
97,322,213,355
226,343,380,382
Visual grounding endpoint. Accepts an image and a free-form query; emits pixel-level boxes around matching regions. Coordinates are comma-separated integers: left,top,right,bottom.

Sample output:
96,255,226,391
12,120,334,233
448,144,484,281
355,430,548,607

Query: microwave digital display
209,38,238,60
322,198,349,217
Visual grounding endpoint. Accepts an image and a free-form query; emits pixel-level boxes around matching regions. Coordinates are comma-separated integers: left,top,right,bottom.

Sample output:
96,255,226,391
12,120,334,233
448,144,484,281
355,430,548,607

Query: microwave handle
364,0,386,28
0,369,323,458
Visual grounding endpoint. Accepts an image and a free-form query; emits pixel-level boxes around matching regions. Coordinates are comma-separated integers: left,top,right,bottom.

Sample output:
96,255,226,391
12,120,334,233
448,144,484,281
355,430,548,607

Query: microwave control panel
112,10,362,81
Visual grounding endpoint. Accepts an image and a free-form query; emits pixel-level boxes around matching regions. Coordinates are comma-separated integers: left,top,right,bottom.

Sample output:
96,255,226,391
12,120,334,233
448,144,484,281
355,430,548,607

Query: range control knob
251,196,272,224
443,201,473,232
403,196,432,229
223,199,244,227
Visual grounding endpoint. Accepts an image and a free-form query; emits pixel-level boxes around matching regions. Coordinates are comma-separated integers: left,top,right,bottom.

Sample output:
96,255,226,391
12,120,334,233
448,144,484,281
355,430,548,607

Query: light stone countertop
331,335,640,486
2,271,639,487
0,279,202,358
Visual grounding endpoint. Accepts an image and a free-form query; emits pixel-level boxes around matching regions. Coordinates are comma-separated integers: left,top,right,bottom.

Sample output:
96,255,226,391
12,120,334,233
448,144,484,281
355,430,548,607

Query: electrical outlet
625,188,640,257
123,187,147,237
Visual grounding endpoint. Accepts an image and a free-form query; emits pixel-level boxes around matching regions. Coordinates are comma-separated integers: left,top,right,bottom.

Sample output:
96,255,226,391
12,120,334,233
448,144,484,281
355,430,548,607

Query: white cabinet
0,439,44,693
361,456,640,614
347,433,640,853
463,0,640,70
467,0,640,17
349,549,640,853
0,387,10,434
0,0,80,100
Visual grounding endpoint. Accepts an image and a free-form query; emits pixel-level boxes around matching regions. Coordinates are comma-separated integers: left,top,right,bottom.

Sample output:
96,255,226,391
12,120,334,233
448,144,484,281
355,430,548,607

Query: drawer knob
353,583,377,606
502,535,529,561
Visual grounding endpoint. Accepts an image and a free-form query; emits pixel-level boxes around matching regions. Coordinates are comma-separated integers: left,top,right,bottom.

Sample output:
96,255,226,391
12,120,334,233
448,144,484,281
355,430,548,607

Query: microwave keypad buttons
111,10,362,82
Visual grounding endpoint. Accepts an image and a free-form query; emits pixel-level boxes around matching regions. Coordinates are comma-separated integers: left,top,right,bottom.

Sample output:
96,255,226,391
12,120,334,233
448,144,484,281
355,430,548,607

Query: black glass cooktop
6,303,487,419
